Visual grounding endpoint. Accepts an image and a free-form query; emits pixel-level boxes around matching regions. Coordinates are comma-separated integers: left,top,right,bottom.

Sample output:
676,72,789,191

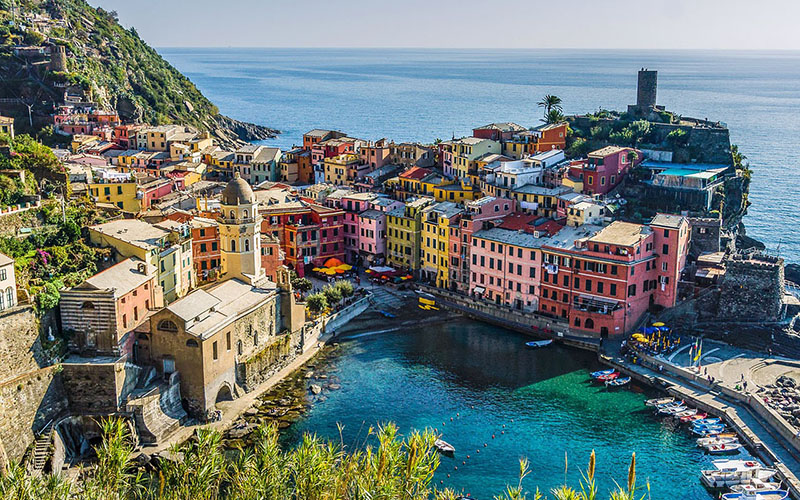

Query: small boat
605,376,631,387
525,339,553,349
658,404,688,415
693,418,722,426
701,460,778,489
721,490,789,500
697,435,739,447
591,369,615,379
596,371,620,382
645,396,674,407
434,439,455,455
730,479,782,495
681,412,708,423
693,425,727,437
655,399,684,410
705,441,742,454
672,408,698,419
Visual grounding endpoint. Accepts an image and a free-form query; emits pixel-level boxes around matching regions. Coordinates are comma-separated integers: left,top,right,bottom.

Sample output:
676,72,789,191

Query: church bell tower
218,172,263,283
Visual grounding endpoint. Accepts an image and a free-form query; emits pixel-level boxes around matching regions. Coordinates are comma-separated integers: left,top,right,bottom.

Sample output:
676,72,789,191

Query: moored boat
681,412,708,423
697,435,738,447
672,408,698,419
434,439,455,455
721,490,788,500
700,460,777,489
645,396,674,407
605,376,631,387
596,371,620,382
693,424,727,436
705,442,743,455
730,479,782,495
525,340,553,349
590,369,615,379
693,418,722,426
658,404,688,415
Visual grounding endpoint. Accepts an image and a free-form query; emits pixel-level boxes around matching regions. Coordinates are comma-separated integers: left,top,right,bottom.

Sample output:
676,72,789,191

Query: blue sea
159,48,800,263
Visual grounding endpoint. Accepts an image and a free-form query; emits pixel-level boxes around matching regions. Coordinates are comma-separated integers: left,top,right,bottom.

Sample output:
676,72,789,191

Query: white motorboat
721,490,788,500
730,479,781,495
697,435,739,447
659,404,688,415
700,460,778,489
672,408,698,419
705,442,743,455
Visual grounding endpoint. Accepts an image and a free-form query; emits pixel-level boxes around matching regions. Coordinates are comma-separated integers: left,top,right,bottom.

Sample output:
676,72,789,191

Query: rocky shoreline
206,114,282,150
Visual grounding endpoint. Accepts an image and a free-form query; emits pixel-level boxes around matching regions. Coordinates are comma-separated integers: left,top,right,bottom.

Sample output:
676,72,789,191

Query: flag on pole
693,338,702,364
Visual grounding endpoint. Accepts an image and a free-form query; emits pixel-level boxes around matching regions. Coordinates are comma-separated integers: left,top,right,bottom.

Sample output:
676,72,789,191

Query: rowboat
701,460,777,489
697,435,739,447
694,418,722,426
434,439,455,455
693,425,727,437
605,377,631,387
705,442,743,455
655,399,684,410
590,369,615,379
681,412,707,423
596,371,620,382
525,340,553,349
721,490,788,500
672,408,698,419
645,397,674,407
658,404,688,415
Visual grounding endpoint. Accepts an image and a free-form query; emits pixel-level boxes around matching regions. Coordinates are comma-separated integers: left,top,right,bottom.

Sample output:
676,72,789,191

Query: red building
538,215,689,337
472,122,527,142
567,146,641,196
260,201,345,277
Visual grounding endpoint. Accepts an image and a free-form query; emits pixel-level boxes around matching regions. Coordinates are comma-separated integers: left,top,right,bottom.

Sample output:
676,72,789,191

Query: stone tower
636,69,657,110
218,172,263,283
48,44,67,72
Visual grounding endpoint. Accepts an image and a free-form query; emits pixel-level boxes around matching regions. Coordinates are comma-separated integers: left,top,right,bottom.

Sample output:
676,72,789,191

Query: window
226,331,231,351
231,240,236,252
213,341,218,360
662,262,668,272
158,320,178,333
574,317,581,327
585,280,592,292
664,229,670,238
0,269,5,281
610,283,617,296
627,284,637,297
245,239,250,252
662,244,669,255
81,301,95,309
529,267,535,278
574,277,580,288
186,339,199,347
597,282,604,294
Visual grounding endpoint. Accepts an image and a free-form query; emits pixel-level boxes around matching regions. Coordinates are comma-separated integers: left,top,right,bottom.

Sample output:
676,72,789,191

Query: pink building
448,196,516,292
356,197,404,266
359,140,391,170
339,192,379,264
567,146,641,196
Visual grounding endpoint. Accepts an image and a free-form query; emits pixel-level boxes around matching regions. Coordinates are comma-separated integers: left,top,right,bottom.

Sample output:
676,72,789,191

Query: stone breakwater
763,375,800,430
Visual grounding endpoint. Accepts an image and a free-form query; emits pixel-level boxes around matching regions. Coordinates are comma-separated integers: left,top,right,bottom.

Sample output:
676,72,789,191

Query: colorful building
0,253,17,311
89,173,174,213
386,197,435,271
420,202,464,288
567,146,640,196
323,153,366,186
443,137,501,180
472,122,527,142
59,257,164,357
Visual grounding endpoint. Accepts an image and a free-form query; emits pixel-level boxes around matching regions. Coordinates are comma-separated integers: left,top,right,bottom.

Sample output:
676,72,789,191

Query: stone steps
30,421,54,476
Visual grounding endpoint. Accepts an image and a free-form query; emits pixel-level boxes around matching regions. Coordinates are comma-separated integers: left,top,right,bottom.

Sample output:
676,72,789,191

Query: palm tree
538,95,563,118
542,108,565,125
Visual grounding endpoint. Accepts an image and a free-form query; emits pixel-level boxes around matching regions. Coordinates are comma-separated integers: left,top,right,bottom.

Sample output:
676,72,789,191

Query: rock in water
310,384,322,395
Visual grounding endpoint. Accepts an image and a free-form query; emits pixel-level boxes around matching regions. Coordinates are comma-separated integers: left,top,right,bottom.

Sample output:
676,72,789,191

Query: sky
87,0,800,50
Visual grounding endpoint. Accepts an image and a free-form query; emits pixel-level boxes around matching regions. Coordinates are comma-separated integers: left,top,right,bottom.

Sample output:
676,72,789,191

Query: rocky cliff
0,0,279,145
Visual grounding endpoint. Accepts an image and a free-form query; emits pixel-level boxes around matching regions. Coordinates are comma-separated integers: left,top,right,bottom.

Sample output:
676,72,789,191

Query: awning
473,286,486,294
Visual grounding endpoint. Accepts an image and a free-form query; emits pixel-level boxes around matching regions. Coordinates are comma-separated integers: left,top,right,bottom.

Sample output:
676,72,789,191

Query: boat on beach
525,339,553,349
645,396,675,407
700,460,778,489
434,439,455,455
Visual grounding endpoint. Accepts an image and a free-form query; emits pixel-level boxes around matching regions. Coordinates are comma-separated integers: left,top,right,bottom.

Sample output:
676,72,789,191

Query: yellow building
566,200,605,227
323,153,363,186
420,202,463,288
507,184,572,218
70,134,100,153
386,197,435,271
448,137,501,179
89,219,195,303
89,178,141,212
0,116,14,139
432,180,478,203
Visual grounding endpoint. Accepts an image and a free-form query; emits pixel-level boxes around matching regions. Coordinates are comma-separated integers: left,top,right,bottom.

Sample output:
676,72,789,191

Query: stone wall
717,254,785,322
0,305,67,466
0,367,68,467
61,360,142,414
126,372,186,444
687,217,722,257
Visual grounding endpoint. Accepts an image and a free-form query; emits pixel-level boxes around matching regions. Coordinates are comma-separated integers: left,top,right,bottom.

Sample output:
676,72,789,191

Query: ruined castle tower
48,44,67,72
636,69,658,110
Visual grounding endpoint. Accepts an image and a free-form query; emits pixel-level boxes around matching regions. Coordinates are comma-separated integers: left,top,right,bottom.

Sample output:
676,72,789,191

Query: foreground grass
0,418,645,500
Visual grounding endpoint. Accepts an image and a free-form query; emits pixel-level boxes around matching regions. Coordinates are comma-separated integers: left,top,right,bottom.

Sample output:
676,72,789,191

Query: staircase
30,421,55,476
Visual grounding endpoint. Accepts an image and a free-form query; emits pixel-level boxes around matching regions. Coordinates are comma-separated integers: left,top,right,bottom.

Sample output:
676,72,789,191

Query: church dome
221,172,255,205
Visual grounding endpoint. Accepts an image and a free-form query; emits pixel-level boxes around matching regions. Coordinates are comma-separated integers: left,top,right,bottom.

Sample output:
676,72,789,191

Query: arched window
237,340,243,355
243,209,248,219
5,288,12,307
253,332,259,346
186,339,199,347
158,320,178,333
244,239,250,252
584,318,594,330
231,240,236,252
574,317,580,327
81,301,95,309
229,210,235,219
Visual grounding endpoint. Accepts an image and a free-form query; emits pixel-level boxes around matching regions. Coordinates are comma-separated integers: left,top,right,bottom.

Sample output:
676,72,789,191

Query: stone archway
215,383,233,404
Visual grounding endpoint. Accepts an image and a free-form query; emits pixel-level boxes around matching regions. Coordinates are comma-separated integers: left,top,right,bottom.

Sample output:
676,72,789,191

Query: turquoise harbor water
159,48,800,263
280,319,746,499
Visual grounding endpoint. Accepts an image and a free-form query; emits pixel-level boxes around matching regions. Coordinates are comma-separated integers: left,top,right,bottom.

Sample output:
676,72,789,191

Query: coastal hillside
0,0,277,145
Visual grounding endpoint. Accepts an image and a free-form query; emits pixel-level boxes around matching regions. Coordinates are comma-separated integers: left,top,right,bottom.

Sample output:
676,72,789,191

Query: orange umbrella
324,257,344,268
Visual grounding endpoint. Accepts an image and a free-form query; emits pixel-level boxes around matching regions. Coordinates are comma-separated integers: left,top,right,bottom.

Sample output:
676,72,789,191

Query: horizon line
153,46,800,52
